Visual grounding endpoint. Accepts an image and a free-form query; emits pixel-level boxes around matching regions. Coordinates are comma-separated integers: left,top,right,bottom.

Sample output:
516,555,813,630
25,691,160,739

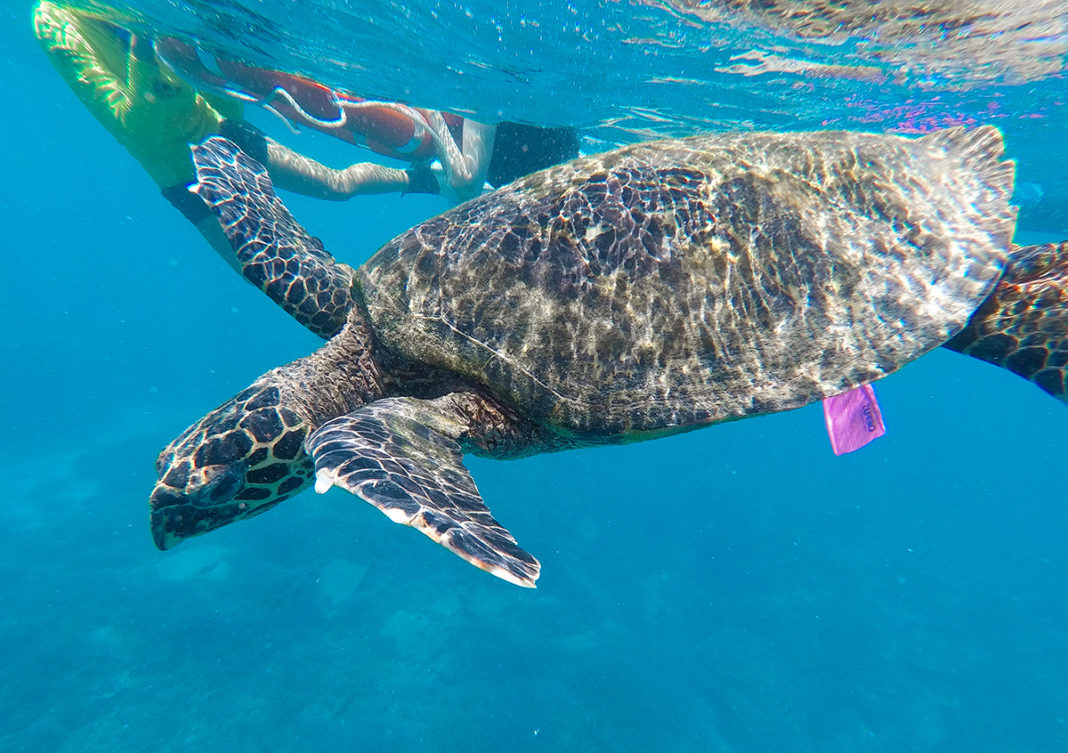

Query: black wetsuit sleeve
219,119,271,165
161,182,212,224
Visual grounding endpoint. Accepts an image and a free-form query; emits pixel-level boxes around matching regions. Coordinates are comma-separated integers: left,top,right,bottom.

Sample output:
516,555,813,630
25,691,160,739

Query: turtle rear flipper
191,136,355,339
306,397,541,588
946,241,1068,400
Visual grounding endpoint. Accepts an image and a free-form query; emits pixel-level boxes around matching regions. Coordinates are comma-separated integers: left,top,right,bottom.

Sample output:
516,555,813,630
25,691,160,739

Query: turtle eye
188,464,245,507
207,468,244,503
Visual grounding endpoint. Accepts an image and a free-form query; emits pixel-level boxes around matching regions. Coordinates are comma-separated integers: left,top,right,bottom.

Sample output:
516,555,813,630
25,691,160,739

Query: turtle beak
149,491,248,550
148,485,182,550
149,503,185,550
148,463,247,550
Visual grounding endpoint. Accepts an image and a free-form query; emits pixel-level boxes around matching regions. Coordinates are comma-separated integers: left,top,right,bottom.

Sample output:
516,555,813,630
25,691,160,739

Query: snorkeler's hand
403,164,441,195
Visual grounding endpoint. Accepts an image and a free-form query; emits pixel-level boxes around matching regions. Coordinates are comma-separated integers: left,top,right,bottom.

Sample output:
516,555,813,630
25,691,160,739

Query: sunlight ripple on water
83,0,1068,142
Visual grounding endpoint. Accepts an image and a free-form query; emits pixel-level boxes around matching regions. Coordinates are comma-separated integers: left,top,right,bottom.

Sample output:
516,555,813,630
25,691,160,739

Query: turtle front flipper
191,136,355,339
306,396,541,587
945,241,1068,401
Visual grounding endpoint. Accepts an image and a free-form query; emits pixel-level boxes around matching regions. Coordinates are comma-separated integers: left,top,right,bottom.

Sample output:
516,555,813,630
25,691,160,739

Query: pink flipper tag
822,384,886,456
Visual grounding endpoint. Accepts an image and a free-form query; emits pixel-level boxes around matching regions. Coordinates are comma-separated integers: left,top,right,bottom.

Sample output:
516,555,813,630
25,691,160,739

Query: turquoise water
3,2,1068,751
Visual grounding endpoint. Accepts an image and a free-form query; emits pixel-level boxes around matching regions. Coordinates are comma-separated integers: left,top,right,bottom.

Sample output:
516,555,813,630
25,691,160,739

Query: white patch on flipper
314,469,334,494
383,506,414,524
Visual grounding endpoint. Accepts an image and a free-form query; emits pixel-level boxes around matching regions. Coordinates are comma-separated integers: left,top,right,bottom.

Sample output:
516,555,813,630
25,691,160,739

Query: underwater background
3,1,1067,751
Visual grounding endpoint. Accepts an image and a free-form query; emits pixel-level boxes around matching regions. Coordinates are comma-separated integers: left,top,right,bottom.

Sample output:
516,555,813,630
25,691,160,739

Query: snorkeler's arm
221,121,431,199
219,119,409,198
264,139,415,198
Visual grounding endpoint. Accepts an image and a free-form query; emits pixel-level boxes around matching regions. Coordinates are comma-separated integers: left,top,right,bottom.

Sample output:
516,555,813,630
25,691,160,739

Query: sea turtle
150,127,1068,587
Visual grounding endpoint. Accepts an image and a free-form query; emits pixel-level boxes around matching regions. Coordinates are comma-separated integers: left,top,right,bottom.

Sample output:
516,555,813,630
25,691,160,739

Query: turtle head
149,381,315,549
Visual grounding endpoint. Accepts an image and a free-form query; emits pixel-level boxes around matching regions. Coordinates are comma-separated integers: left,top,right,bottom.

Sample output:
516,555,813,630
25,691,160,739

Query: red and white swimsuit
155,37,463,163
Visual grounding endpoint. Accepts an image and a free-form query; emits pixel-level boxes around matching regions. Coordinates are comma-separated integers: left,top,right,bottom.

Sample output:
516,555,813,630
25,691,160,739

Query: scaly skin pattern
192,142,355,339
150,380,315,547
151,128,1046,580
306,394,545,586
945,242,1068,399
150,310,382,548
359,127,1016,440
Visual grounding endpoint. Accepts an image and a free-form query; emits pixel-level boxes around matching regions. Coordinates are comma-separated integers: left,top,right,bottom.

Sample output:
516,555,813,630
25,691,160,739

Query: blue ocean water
3,1,1068,751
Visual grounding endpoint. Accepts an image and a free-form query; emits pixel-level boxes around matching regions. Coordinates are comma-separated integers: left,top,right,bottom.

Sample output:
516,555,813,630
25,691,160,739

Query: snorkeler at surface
154,37,581,204
33,1,580,265
33,1,245,270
